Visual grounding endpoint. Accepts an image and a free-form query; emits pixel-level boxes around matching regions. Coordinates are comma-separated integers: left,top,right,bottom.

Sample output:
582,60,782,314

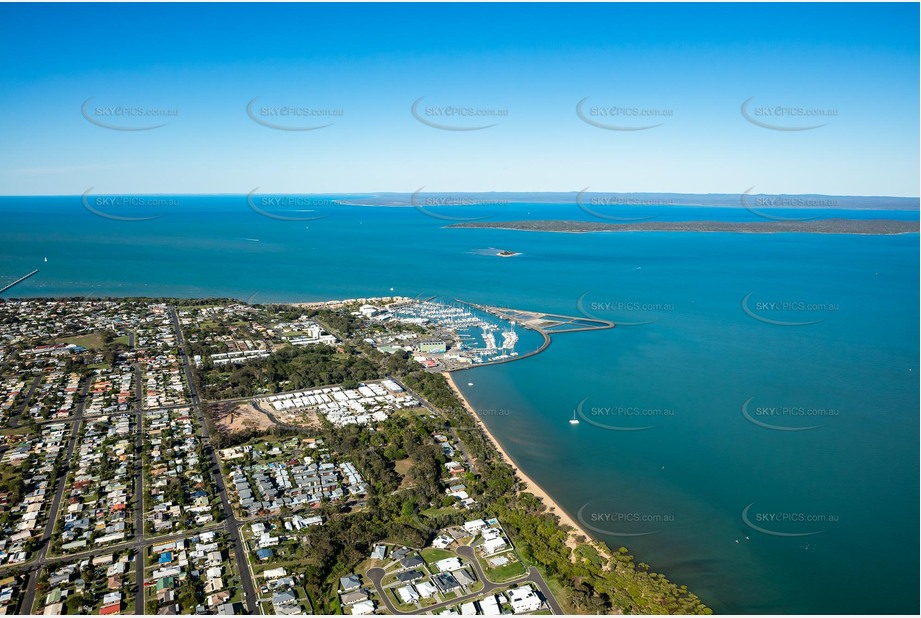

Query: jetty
0,269,39,295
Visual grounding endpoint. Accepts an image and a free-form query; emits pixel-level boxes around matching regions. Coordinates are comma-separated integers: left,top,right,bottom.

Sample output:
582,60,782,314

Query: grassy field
419,505,457,519
0,426,32,439
392,406,430,419
52,331,106,349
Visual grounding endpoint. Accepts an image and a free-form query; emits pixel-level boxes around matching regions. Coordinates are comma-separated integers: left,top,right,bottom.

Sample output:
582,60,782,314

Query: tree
65,593,83,614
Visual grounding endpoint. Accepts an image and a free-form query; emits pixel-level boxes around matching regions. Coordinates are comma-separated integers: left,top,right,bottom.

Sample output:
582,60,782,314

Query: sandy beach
444,372,604,554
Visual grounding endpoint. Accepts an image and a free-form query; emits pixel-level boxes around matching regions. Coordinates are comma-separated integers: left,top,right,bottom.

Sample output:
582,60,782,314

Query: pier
0,269,39,295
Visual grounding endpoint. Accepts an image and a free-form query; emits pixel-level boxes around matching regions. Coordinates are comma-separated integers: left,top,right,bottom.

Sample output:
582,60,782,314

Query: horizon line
1,191,919,200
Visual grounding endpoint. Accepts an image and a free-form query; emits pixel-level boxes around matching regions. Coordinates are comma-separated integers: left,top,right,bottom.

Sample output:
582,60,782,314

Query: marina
387,299,529,367
381,297,614,371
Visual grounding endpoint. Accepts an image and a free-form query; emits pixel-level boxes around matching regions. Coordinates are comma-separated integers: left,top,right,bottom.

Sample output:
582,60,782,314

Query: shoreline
443,372,603,554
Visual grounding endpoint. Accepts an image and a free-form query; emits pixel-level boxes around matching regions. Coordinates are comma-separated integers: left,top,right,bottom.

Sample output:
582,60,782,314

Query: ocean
1,195,918,614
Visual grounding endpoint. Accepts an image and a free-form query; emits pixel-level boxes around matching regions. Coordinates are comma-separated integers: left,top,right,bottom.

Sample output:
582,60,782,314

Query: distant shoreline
332,192,919,210
3,193,917,210
447,218,920,235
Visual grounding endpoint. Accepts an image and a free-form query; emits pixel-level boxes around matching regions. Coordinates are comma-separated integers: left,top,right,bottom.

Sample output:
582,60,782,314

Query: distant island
337,191,919,210
447,218,920,235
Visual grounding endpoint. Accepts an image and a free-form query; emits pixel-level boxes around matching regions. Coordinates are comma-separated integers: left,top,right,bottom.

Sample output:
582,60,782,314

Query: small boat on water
569,410,580,425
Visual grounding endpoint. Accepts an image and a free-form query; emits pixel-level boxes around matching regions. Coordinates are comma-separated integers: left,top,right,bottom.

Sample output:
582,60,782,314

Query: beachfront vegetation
192,302,711,614
390,358,712,614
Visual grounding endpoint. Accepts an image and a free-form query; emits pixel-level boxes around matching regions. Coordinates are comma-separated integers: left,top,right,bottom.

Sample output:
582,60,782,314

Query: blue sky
0,2,917,196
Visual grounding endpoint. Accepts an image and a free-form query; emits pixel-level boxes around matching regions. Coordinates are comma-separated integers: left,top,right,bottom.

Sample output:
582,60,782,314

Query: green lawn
392,407,430,419
484,559,527,582
420,505,457,519
52,331,106,350
388,589,418,612
420,547,455,564
3,425,34,439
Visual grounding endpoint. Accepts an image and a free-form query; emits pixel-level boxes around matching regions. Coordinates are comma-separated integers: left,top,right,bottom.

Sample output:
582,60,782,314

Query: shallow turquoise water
1,196,917,613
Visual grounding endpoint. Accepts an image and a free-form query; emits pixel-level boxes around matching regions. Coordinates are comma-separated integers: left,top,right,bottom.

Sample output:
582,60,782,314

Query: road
8,373,41,430
169,306,258,614
133,363,145,615
16,309,258,615
3,521,230,575
19,376,91,614
456,546,563,615
13,308,262,616
367,544,562,615
12,303,563,615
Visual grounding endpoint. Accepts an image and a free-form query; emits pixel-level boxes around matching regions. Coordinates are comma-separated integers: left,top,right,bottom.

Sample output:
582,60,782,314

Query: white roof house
508,585,542,613
435,557,462,572
431,535,454,549
416,581,438,598
262,567,287,580
480,595,501,615
351,600,376,615
482,527,502,540
396,585,419,604
483,537,507,555
463,519,488,534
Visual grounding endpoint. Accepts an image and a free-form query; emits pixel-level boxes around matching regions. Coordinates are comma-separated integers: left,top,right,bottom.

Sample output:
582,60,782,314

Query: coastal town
0,296,710,616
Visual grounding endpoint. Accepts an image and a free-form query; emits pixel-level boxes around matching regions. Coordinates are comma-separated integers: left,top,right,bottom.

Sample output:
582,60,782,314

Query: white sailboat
569,410,580,425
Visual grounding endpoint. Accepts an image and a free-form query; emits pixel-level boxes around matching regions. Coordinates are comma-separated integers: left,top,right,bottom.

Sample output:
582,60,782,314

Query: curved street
367,544,562,615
